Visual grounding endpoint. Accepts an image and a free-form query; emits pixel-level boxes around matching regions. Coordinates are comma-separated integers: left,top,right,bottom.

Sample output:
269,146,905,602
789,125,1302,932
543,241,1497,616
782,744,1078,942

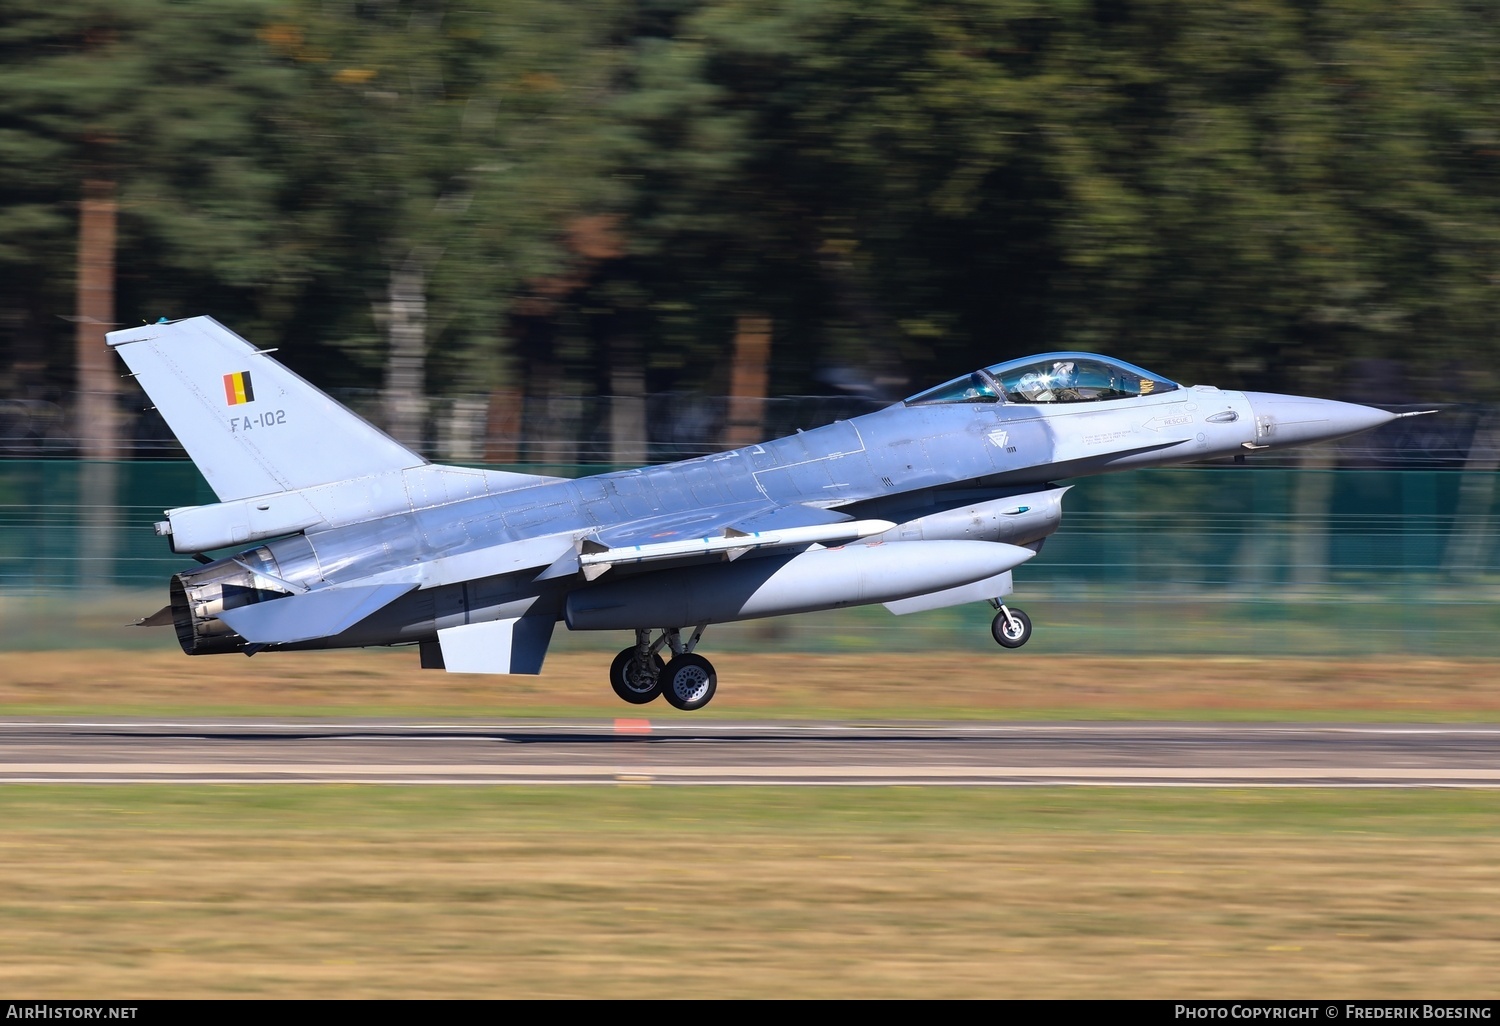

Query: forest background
1,0,1496,463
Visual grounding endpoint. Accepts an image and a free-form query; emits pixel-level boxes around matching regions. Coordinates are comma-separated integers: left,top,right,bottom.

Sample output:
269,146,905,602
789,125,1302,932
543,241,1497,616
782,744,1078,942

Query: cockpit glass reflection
905,353,1179,406
987,354,1178,404
903,371,1001,406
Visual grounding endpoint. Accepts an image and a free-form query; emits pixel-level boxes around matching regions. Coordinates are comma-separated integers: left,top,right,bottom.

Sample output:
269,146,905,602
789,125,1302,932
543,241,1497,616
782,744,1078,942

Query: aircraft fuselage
171,379,1377,656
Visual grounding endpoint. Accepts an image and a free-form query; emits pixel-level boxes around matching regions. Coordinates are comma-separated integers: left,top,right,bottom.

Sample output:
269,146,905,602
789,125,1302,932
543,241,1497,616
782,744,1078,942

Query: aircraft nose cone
1242,392,1396,448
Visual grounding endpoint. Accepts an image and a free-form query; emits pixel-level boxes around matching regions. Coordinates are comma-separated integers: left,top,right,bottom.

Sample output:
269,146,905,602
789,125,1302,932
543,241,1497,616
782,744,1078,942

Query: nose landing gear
990,603,1032,648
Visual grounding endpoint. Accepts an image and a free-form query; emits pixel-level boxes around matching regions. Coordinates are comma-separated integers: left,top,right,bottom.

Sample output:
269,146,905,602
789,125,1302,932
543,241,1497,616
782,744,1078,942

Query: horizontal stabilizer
216,583,416,644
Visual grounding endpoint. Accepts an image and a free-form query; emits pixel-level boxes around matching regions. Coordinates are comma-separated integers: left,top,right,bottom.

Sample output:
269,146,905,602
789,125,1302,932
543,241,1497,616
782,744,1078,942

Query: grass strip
0,786,1497,997
3,650,1500,720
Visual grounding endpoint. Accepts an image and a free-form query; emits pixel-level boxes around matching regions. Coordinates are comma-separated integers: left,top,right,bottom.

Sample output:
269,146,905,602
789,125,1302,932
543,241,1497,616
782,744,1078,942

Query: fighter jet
112,317,1413,711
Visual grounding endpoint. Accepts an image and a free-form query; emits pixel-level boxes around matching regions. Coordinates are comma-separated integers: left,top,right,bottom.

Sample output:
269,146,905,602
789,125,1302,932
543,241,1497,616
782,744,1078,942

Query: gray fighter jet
113,317,1413,710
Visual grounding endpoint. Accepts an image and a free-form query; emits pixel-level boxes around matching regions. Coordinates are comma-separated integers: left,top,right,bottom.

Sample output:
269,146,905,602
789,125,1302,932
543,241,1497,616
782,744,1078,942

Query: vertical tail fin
108,317,425,501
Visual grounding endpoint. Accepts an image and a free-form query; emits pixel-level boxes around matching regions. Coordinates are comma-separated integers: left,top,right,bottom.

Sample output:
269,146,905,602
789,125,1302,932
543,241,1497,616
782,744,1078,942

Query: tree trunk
1442,412,1499,580
608,333,647,468
483,386,522,465
723,313,771,448
1289,449,1335,588
383,252,430,452
76,179,118,587
76,179,118,460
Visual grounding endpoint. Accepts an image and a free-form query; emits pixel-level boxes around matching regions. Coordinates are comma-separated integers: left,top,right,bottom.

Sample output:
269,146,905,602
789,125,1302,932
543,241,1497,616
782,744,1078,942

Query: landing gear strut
990,602,1032,649
609,624,717,710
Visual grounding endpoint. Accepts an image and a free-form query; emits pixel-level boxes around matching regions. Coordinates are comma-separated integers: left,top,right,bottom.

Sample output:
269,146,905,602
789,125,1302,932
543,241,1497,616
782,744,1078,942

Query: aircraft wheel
991,608,1033,649
660,653,717,711
610,647,666,704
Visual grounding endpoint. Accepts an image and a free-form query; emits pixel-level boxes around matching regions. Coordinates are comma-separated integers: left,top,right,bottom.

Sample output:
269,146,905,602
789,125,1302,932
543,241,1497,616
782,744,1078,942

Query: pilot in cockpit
1014,361,1078,402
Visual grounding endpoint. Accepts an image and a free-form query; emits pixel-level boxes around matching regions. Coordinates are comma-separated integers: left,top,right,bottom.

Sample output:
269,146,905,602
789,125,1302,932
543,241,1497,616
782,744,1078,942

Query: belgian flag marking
223,370,255,406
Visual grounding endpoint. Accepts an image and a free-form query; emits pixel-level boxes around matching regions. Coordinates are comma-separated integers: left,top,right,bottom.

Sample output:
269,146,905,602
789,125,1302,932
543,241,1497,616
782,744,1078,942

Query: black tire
609,646,666,704
991,608,1033,649
660,653,718,711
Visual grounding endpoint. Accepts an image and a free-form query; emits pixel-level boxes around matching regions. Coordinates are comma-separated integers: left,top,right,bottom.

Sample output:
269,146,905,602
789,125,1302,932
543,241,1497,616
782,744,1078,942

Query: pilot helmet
1015,370,1054,402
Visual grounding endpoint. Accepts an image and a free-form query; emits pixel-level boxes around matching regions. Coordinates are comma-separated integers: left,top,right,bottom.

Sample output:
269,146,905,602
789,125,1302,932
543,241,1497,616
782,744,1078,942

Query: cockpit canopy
904,353,1179,406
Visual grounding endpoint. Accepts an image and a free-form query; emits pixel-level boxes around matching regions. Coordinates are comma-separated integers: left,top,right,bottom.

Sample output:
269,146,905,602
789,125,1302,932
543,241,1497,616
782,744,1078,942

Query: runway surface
2,719,1499,785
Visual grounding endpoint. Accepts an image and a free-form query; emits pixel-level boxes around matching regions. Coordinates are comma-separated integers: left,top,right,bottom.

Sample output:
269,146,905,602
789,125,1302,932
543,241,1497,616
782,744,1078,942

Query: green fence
1,461,1496,656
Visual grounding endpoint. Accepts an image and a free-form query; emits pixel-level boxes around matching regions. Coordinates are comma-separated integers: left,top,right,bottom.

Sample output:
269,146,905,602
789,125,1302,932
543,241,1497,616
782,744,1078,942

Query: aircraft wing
594,500,855,548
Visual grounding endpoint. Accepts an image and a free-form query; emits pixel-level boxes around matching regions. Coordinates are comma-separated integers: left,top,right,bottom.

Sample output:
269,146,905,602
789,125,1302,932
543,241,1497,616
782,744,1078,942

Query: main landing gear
990,601,1033,649
609,624,718,711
